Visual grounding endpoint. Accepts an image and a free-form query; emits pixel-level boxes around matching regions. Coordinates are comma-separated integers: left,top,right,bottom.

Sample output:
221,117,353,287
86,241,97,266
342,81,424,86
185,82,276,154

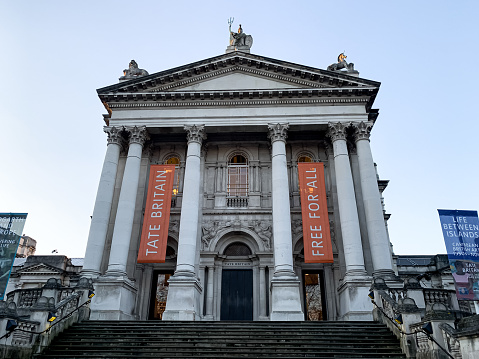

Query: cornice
107,97,369,109
97,52,380,95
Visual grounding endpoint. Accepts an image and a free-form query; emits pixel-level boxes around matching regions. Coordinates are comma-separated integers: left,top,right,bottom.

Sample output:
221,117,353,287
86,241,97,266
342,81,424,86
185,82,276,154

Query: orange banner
137,165,175,263
298,162,333,263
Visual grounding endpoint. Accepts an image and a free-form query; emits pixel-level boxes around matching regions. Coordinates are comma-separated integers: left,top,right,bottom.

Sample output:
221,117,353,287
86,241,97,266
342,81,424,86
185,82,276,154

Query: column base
90,275,138,320
162,275,203,321
337,275,373,321
80,269,101,278
270,276,304,321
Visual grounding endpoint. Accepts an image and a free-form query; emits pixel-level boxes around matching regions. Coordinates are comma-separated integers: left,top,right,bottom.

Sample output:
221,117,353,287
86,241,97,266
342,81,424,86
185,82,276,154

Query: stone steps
35,321,406,358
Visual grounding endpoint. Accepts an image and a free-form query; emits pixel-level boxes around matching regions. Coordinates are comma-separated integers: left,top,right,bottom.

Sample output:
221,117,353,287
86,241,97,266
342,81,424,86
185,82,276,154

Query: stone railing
227,197,248,208
0,277,94,358
423,288,454,309
440,323,462,359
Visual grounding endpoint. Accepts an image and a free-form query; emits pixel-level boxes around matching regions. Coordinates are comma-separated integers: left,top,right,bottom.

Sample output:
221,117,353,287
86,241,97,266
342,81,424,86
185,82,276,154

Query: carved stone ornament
119,60,149,81
201,220,232,250
291,219,303,237
227,18,253,52
353,121,373,142
327,53,355,72
126,126,149,146
267,123,289,144
249,220,272,250
327,122,347,142
104,126,124,146
168,220,179,236
185,124,206,145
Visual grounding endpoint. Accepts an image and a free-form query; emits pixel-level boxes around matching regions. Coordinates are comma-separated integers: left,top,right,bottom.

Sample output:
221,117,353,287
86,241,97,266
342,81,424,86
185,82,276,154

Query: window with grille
298,155,313,163
227,155,248,197
224,242,252,256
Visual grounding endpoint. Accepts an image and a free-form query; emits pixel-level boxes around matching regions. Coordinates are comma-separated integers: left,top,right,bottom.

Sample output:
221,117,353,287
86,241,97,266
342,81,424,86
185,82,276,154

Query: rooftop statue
119,60,149,81
226,18,253,53
327,53,355,72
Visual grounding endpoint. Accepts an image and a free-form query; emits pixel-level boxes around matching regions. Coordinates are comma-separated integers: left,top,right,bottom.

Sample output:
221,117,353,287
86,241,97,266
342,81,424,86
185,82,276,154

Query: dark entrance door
221,269,253,320
303,271,327,321
149,270,174,320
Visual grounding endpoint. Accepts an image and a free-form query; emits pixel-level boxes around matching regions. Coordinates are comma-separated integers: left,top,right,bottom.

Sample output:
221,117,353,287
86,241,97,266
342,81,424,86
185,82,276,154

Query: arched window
224,242,252,256
227,154,248,198
164,156,181,197
298,155,313,163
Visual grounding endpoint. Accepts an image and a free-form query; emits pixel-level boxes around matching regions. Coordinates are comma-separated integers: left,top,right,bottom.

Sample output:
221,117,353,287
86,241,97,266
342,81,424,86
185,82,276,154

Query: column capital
125,126,149,146
104,126,124,146
353,121,373,142
327,122,347,142
184,124,206,145
267,123,289,143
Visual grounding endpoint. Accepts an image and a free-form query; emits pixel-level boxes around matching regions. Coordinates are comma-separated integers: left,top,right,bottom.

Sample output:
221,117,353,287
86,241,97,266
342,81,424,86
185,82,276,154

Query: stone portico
82,48,394,322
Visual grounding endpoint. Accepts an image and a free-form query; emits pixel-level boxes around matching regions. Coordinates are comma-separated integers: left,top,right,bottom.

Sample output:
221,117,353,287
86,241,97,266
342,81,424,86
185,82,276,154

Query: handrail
0,298,91,341
371,293,455,359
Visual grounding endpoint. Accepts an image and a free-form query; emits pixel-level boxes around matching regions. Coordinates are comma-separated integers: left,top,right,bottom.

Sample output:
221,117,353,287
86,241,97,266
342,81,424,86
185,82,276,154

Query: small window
224,242,252,256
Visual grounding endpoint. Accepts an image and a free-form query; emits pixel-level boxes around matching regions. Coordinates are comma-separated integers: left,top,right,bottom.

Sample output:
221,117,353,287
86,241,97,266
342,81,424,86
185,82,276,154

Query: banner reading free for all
438,209,479,300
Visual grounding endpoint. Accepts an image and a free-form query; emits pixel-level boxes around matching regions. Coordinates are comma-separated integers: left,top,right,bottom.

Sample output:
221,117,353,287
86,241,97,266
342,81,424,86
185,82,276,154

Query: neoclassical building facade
82,49,394,322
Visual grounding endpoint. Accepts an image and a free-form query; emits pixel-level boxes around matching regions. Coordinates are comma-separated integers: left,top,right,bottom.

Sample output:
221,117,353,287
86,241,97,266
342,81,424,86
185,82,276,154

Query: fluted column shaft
328,122,366,277
82,127,123,277
354,121,394,277
268,123,295,277
106,126,148,276
174,125,206,276
206,266,214,316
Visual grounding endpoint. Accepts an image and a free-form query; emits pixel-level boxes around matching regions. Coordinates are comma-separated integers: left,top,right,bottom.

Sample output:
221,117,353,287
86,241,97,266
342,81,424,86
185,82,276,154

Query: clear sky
1,1,478,258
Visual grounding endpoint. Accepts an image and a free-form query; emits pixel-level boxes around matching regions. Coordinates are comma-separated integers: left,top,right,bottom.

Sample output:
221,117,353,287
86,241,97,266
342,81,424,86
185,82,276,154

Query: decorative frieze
185,124,206,145
268,123,289,144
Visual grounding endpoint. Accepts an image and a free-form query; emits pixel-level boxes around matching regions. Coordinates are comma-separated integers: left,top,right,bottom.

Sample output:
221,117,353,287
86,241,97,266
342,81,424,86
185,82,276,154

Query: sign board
0,213,27,300
137,165,175,263
298,162,333,263
438,209,479,300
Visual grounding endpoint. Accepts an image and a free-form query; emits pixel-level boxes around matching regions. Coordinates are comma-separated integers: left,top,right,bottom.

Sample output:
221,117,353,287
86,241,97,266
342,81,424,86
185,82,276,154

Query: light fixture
394,314,403,325
6,319,17,332
88,290,95,298
48,312,57,322
422,322,433,335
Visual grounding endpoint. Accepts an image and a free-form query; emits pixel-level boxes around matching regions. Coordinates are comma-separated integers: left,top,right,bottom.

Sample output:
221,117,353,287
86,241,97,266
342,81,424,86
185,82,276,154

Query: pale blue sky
1,1,478,257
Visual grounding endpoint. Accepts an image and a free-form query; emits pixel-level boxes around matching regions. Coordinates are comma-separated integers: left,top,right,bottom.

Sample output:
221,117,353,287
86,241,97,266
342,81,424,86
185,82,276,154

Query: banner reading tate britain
137,165,175,263
0,213,28,300
438,209,479,300
298,163,333,263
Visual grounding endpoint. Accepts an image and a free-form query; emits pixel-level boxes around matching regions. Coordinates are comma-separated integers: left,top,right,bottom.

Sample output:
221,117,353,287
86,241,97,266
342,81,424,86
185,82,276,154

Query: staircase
36,321,406,358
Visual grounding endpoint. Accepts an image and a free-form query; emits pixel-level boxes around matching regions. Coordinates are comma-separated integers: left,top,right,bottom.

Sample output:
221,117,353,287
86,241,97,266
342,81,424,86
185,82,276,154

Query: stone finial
226,18,253,53
119,60,149,81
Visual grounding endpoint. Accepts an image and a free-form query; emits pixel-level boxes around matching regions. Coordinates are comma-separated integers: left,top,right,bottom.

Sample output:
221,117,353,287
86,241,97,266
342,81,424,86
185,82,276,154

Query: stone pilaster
353,121,394,278
267,123,304,321
163,124,205,321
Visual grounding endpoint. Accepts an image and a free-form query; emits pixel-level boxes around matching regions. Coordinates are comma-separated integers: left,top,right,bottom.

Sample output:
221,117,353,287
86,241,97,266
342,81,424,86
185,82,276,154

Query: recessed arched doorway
219,241,254,321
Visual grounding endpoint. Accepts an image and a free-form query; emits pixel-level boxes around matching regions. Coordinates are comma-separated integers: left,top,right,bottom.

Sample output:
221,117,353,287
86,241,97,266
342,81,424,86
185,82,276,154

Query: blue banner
438,209,479,300
0,213,28,300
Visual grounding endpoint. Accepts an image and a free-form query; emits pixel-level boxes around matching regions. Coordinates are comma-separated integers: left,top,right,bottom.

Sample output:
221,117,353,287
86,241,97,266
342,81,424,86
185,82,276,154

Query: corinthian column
354,121,394,277
106,126,149,276
328,122,366,277
82,126,123,277
267,123,304,321
163,124,205,321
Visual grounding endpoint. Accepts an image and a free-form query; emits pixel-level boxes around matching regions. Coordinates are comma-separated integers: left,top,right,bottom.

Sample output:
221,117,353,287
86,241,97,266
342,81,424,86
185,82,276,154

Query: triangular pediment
171,71,301,91
98,52,380,96
17,263,64,275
